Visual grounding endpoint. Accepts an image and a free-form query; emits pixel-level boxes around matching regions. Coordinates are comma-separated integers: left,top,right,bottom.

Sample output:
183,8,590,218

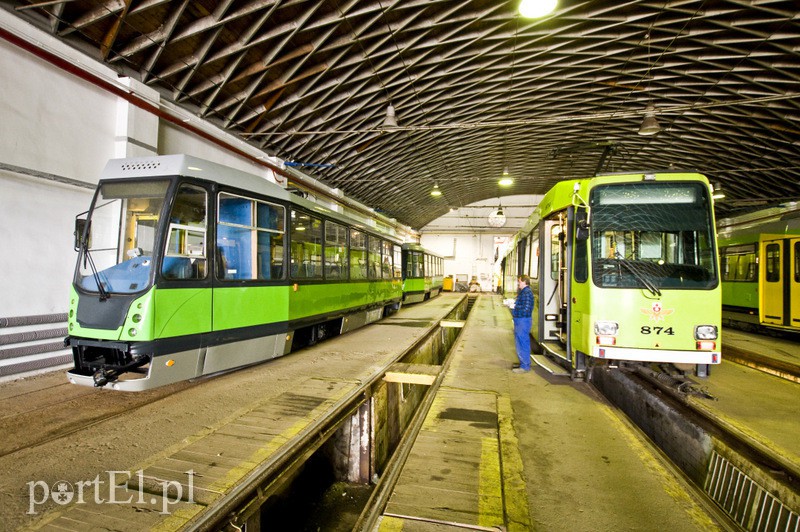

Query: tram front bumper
593,346,720,364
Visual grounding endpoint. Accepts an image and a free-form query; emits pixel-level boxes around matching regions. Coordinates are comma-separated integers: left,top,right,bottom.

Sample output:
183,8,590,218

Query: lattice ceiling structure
3,0,799,230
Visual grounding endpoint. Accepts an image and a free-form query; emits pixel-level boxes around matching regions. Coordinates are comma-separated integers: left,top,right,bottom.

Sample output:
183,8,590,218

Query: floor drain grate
705,450,798,531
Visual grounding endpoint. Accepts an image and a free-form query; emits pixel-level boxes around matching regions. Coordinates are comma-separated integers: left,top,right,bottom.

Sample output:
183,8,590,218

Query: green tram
717,204,800,332
503,172,721,379
67,155,405,391
401,243,444,304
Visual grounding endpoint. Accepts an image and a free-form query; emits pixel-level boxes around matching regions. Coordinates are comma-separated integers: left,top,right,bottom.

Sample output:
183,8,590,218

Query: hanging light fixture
712,182,726,200
638,103,661,135
638,32,661,136
519,0,557,18
430,183,442,197
488,205,507,228
499,167,513,187
382,104,398,128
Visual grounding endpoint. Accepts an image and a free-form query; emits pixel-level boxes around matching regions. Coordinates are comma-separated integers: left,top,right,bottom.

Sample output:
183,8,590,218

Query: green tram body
67,155,406,391
401,243,444,304
717,204,800,332
503,172,721,378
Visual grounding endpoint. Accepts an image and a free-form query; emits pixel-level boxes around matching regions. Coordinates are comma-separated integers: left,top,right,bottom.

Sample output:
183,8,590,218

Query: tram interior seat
290,262,322,279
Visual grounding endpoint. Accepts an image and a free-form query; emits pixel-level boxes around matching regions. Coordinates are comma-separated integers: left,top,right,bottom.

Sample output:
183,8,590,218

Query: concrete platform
722,328,800,383
723,329,800,370
1,295,465,531
379,294,721,531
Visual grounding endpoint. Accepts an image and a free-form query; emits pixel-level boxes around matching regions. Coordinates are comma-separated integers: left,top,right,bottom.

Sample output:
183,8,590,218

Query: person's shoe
512,367,530,374
512,362,521,369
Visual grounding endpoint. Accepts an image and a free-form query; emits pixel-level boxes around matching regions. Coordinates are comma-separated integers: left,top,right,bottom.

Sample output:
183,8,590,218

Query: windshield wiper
82,241,110,301
614,252,661,297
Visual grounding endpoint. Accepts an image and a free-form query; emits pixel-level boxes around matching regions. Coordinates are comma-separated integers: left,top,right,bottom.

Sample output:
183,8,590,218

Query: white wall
0,171,94,315
0,13,279,320
159,121,279,182
0,31,116,318
421,233,505,292
0,39,116,183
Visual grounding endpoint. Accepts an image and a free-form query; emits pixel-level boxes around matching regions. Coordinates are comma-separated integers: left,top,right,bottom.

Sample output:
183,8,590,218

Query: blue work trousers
513,317,532,370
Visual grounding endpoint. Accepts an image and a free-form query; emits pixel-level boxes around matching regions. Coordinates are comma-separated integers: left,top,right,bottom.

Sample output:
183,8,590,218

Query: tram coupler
92,355,149,387
695,363,710,378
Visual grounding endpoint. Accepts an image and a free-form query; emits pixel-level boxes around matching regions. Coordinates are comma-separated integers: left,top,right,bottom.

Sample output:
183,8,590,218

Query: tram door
760,237,800,328
538,216,568,355
791,240,800,328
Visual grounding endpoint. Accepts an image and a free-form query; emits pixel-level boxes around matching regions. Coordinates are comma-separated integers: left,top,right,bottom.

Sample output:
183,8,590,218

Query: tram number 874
640,326,675,335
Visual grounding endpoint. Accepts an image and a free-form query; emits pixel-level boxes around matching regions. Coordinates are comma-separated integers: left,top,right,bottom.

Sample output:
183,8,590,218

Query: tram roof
101,154,404,241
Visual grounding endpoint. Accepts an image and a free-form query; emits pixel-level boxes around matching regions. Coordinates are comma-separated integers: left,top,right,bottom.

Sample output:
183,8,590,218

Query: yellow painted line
478,436,504,527
152,504,206,531
497,395,533,532
421,393,446,431
376,515,405,531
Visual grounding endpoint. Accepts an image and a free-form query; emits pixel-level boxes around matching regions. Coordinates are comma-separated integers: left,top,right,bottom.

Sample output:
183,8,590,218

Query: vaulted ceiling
3,0,799,230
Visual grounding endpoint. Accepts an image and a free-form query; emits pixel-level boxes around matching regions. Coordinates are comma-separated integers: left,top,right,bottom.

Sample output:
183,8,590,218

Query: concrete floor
382,294,722,531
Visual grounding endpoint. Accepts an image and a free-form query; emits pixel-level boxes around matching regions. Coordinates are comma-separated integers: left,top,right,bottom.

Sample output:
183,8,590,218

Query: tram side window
162,184,207,280
382,240,393,279
290,210,323,279
550,225,562,280
324,221,348,280
530,237,540,280
796,242,800,283
766,243,780,283
720,252,734,281
368,235,382,279
720,245,756,282
574,209,588,283
393,245,402,279
350,230,367,280
408,251,423,278
217,193,285,280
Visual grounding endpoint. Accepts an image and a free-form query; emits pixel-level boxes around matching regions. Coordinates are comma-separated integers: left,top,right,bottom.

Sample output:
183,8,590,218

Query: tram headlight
694,325,718,340
594,321,618,336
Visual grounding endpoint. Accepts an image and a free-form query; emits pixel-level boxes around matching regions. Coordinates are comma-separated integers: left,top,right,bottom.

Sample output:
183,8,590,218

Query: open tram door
536,201,590,379
760,234,800,330
536,211,572,369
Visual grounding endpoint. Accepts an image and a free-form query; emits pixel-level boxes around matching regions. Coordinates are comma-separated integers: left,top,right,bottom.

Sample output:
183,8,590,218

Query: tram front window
590,182,717,290
75,180,170,294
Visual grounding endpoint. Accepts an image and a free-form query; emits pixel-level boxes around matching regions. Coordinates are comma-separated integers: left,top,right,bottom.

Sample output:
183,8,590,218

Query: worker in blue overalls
511,275,534,373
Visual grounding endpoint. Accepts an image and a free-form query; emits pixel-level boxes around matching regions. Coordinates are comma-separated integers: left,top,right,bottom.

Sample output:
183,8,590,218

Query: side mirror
576,221,589,241
74,216,89,251
575,209,590,241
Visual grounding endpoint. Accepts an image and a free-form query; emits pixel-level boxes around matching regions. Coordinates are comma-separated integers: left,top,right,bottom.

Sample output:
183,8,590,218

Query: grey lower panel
203,333,287,375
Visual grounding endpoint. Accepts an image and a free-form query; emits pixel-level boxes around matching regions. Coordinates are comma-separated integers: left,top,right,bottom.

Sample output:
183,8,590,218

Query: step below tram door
538,215,569,362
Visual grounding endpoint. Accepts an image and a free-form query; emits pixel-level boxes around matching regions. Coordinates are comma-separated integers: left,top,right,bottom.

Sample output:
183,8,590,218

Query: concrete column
115,77,159,158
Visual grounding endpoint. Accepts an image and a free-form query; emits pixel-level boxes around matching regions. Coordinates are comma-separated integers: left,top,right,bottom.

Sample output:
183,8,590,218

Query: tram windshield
75,180,170,295
590,182,717,291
